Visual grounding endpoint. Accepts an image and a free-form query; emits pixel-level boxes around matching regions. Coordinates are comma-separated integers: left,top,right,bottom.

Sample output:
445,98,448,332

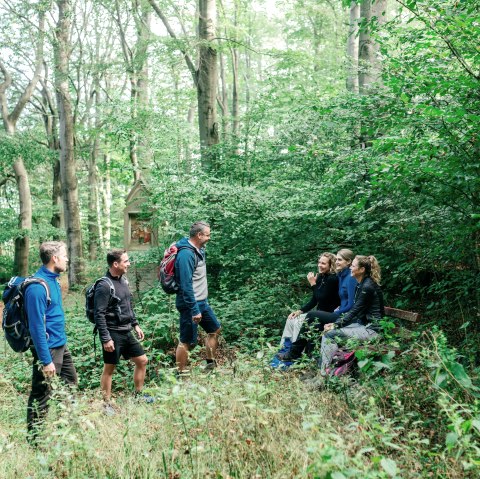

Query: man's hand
192,314,202,324
42,362,56,378
134,325,145,341
324,323,335,332
103,340,115,352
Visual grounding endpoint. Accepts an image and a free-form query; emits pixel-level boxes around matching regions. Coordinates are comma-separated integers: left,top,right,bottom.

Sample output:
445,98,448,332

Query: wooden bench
384,307,421,323
359,307,421,358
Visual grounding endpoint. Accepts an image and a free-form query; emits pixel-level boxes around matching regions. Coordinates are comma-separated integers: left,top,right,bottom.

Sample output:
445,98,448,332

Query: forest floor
0,343,475,479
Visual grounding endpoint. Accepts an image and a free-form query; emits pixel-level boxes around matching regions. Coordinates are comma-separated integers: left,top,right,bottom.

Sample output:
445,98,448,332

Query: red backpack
325,349,357,377
158,243,197,294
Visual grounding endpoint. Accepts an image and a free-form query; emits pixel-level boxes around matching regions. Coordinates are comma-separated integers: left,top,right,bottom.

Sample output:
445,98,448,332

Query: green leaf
445,432,458,449
380,457,398,477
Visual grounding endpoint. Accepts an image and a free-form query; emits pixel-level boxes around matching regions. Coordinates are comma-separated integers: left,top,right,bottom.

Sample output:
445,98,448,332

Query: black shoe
277,351,292,361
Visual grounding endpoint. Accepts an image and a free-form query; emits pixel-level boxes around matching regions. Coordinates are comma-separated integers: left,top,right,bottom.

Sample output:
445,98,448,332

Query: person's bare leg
101,364,116,401
176,343,190,371
205,328,221,360
131,354,148,392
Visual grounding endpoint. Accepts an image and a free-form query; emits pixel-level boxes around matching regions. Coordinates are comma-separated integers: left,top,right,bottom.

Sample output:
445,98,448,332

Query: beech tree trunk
115,0,151,183
88,131,100,260
0,9,45,275
359,0,387,94
40,73,63,230
55,0,84,286
346,1,360,93
197,0,219,170
149,0,219,170
12,158,32,276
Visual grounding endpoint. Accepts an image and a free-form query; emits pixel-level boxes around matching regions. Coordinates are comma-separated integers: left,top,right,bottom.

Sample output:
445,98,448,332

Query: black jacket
93,271,138,343
300,273,339,314
334,277,384,329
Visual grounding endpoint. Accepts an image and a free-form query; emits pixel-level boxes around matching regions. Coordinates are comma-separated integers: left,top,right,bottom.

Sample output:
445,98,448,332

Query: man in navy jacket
175,221,221,373
24,241,77,442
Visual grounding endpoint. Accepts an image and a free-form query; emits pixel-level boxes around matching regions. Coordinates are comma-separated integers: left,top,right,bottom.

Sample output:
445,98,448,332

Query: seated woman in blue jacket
319,255,384,376
277,249,357,361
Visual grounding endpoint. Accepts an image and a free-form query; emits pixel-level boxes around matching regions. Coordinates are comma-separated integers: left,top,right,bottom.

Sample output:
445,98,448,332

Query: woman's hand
288,310,302,320
307,272,317,286
324,323,335,332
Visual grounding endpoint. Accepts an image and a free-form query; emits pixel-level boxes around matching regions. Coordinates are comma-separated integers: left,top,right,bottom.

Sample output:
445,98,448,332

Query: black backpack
85,276,117,324
2,276,51,353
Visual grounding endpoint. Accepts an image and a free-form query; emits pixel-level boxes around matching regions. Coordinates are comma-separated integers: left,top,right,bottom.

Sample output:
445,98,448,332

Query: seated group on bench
274,249,384,375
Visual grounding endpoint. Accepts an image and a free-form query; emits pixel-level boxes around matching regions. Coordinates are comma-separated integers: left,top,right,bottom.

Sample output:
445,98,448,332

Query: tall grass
1,346,477,478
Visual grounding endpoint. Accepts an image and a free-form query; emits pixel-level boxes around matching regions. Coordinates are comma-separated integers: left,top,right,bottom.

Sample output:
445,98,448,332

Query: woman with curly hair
274,253,339,361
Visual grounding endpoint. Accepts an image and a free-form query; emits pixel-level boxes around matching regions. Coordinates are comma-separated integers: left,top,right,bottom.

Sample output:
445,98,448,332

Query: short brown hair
107,249,126,267
39,241,66,265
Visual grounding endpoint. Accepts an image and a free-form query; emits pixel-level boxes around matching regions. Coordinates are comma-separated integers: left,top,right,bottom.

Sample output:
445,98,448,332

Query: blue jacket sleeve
24,283,52,365
336,276,357,315
176,249,200,316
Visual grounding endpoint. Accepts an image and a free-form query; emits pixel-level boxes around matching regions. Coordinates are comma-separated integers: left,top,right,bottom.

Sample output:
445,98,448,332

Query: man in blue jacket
175,221,221,373
24,241,77,442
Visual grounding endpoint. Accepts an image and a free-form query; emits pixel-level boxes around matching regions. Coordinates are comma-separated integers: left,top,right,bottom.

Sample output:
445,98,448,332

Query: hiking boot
134,392,155,403
202,361,217,373
277,351,293,361
175,369,191,380
299,370,318,382
103,403,116,416
305,374,327,391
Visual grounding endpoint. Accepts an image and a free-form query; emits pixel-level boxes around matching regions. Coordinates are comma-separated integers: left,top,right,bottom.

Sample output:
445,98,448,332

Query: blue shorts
177,300,221,346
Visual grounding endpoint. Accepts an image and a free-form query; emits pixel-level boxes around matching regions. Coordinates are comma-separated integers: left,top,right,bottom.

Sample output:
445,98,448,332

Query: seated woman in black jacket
319,255,384,375
275,253,339,362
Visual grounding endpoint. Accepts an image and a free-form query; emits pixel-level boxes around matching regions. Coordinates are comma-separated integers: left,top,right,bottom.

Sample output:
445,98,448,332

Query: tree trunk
102,153,112,249
12,158,32,276
359,0,387,94
55,0,84,286
197,0,219,170
51,159,64,230
219,51,229,141
88,135,100,260
115,0,150,183
346,1,360,93
40,76,63,230
0,9,45,275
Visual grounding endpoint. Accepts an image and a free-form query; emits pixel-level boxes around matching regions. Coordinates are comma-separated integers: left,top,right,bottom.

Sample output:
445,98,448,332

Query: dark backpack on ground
325,349,357,377
85,276,117,324
2,276,51,353
158,242,198,294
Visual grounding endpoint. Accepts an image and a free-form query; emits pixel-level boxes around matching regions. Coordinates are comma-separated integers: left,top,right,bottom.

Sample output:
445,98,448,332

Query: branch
0,60,13,126
395,0,479,81
148,0,198,86
9,10,45,126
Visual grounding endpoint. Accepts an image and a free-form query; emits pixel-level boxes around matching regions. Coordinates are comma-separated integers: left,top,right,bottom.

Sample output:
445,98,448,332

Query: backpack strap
23,276,52,342
177,245,200,270
24,276,51,305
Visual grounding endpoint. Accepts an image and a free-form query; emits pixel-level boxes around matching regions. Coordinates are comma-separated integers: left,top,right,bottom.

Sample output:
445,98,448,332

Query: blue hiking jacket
336,267,357,315
174,237,205,316
24,266,67,365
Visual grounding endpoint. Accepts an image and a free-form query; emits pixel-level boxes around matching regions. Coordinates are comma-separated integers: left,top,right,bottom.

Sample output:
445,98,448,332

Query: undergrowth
0,294,479,478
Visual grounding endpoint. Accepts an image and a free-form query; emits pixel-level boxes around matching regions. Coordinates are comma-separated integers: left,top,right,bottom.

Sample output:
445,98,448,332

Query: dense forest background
1,0,479,477
1,0,477,346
